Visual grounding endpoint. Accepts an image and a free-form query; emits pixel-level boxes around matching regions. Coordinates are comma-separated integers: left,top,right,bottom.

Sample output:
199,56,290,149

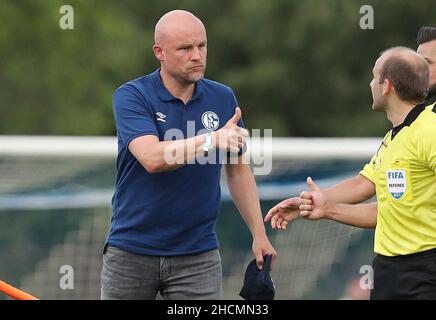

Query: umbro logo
156,112,166,123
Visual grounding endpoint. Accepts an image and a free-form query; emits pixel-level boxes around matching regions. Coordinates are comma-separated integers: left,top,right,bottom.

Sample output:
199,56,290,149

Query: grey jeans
100,245,222,300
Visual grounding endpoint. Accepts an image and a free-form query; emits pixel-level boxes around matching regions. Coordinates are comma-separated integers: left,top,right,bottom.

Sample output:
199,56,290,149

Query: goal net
0,136,380,299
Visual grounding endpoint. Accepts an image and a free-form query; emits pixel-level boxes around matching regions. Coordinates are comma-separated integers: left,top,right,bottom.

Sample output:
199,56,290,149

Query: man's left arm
225,159,278,269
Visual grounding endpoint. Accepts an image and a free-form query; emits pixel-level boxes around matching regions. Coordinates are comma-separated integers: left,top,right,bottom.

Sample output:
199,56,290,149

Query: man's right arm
128,108,248,174
113,86,207,173
114,85,247,174
128,134,210,173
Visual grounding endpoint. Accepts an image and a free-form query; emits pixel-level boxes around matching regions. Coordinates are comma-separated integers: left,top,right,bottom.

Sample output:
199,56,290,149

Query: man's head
370,47,429,112
417,26,436,97
153,10,207,85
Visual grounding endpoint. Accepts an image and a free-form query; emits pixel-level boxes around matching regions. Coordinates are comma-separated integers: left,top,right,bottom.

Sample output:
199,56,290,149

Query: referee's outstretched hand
299,177,328,220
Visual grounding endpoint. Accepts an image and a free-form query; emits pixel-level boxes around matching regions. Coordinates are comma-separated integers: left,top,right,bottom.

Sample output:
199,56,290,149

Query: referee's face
370,57,387,112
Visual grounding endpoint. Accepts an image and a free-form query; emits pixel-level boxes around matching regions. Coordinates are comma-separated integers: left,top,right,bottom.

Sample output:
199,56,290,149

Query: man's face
417,39,436,96
160,24,207,85
370,56,388,111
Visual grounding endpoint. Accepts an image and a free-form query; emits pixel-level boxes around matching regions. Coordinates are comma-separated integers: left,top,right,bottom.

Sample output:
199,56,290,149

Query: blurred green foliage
0,0,433,136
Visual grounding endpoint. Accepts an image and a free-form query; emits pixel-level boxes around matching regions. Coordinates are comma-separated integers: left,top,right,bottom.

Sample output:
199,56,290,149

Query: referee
265,26,436,231
298,47,436,299
417,26,436,111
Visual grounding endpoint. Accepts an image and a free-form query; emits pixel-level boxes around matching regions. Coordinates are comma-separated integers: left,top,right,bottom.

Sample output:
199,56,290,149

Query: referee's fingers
300,191,312,199
300,210,311,217
299,204,312,211
300,198,312,205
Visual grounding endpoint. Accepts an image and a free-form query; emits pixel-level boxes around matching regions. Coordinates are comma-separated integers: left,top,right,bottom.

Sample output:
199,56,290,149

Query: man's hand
213,107,249,153
299,177,328,220
252,235,278,270
264,197,301,230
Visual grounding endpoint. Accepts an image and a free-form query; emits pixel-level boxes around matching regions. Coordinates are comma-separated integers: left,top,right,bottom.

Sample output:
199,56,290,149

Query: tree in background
0,0,433,136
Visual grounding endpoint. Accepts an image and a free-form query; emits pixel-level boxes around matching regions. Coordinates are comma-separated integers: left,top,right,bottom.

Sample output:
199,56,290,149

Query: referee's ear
382,78,393,96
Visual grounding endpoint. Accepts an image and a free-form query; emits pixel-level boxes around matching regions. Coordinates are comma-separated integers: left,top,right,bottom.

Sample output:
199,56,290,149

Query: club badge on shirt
386,169,407,200
201,111,219,130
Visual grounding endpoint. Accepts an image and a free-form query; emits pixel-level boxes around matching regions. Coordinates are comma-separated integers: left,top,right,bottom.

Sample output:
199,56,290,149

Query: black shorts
371,247,436,300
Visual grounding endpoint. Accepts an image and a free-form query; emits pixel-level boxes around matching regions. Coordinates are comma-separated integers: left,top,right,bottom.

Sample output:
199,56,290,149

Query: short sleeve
113,85,158,148
360,155,376,183
417,125,436,173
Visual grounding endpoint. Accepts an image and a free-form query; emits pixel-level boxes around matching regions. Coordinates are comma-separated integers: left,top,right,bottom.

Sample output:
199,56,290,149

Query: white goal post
0,135,381,159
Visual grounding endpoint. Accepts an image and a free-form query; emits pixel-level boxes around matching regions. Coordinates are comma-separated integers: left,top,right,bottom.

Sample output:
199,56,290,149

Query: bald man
101,10,277,300
297,47,436,299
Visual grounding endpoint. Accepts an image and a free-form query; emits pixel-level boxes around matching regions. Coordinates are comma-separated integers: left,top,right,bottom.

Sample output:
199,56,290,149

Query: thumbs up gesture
228,106,242,125
298,177,328,220
213,107,249,153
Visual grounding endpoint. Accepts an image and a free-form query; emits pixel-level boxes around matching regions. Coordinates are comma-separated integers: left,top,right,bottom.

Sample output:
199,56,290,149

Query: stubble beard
371,94,387,112
169,65,206,85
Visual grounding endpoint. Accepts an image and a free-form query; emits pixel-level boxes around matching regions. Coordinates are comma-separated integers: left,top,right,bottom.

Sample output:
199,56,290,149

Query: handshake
264,176,329,230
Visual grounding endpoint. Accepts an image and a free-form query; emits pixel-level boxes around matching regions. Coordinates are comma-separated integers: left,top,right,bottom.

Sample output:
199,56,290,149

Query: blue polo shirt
107,69,244,256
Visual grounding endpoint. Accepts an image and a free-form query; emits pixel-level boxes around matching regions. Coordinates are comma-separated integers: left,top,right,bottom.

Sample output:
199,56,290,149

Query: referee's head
370,47,429,112
417,26,436,97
